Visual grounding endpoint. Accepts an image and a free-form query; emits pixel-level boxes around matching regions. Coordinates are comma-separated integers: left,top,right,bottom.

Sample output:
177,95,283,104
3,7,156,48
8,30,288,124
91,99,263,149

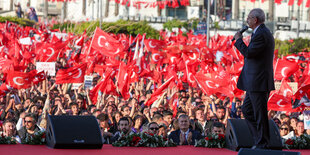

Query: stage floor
0,144,306,155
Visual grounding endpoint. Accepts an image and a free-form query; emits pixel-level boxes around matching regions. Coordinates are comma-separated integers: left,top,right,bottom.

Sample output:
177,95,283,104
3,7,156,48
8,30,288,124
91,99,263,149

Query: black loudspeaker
238,148,301,155
46,115,103,149
225,119,282,151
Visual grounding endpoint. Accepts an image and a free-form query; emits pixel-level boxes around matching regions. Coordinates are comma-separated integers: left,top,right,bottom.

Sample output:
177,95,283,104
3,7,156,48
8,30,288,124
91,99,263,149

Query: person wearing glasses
148,122,160,135
18,113,43,142
280,123,294,139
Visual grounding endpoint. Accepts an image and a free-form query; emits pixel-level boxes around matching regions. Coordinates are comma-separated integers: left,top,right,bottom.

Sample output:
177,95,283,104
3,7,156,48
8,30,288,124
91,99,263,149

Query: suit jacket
168,129,202,145
234,24,275,92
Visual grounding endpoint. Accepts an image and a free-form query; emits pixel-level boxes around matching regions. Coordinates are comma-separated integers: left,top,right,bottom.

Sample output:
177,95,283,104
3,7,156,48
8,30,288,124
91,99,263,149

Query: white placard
51,32,68,41
72,83,83,90
19,37,32,45
304,111,310,129
36,62,56,76
84,75,93,90
187,7,200,19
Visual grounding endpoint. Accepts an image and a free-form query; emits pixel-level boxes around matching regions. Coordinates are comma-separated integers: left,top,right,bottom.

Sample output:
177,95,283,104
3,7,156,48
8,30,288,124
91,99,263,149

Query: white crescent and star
152,53,160,62
283,89,292,97
170,57,176,63
277,99,285,107
98,36,106,47
149,41,156,48
189,53,197,60
281,67,288,77
13,77,24,86
73,69,82,79
206,80,216,89
131,72,136,78
188,73,195,83
124,73,128,80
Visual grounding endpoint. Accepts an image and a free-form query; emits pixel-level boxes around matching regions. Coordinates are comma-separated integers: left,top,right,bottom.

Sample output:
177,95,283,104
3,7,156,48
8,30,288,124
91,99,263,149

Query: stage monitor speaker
238,148,301,155
225,119,282,151
46,115,103,149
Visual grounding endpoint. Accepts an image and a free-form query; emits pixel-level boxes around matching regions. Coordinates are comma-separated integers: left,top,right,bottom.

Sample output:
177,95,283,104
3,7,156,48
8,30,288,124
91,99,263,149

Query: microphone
232,26,249,41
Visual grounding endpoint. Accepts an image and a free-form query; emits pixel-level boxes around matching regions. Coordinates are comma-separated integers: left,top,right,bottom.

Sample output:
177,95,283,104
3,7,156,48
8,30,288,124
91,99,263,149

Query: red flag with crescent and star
56,63,87,84
6,71,33,89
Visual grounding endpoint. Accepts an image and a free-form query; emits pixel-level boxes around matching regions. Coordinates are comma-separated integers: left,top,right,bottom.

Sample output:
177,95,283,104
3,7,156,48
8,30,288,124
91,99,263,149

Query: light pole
206,0,210,46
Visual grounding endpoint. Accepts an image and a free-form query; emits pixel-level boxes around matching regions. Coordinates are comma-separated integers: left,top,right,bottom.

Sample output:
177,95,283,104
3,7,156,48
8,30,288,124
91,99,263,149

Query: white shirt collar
253,24,261,34
181,129,190,135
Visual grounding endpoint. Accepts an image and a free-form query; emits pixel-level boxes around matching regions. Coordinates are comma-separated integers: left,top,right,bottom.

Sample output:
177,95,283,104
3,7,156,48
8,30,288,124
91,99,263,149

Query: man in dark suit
168,114,202,145
233,8,275,149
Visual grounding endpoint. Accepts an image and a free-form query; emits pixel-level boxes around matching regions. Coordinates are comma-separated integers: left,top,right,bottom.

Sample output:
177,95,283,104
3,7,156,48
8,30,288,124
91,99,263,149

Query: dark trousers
242,91,270,148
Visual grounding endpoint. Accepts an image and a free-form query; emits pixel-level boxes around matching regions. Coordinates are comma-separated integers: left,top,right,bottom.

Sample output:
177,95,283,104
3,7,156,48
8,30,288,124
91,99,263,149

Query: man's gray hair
251,8,265,23
178,114,189,120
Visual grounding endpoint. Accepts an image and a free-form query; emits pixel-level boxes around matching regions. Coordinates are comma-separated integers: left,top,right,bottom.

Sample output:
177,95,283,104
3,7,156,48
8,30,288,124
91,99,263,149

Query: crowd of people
0,69,307,144
14,2,38,22
0,10,309,147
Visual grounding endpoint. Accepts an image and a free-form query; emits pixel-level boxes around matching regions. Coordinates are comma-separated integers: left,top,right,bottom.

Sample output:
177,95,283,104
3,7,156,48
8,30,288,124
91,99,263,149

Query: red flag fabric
37,42,66,62
89,68,117,104
288,0,295,5
117,62,130,100
278,79,293,98
90,27,124,57
6,71,33,89
32,70,47,85
306,0,310,7
195,73,218,95
144,76,175,106
144,39,166,51
298,0,303,5
56,63,87,84
268,93,297,112
0,57,13,72
274,59,299,80
0,83,11,96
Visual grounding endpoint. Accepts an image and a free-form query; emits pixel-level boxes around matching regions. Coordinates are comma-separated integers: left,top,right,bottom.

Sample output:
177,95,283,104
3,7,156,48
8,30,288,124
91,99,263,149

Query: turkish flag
145,76,175,106
274,59,299,80
37,42,66,62
117,62,130,100
56,63,87,84
298,0,303,5
90,68,118,104
144,39,166,51
150,52,165,64
6,71,33,89
185,63,197,87
90,27,124,57
32,70,47,85
195,72,218,95
268,93,297,112
229,61,243,75
278,79,293,98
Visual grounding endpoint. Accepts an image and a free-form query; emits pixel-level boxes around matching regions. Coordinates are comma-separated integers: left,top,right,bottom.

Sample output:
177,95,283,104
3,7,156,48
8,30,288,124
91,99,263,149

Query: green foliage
0,16,35,27
112,132,176,147
195,134,226,148
275,38,310,56
163,19,188,31
163,18,200,32
52,20,159,39
283,134,310,149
